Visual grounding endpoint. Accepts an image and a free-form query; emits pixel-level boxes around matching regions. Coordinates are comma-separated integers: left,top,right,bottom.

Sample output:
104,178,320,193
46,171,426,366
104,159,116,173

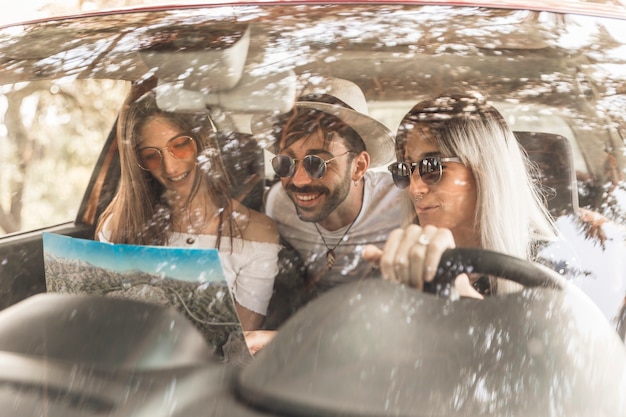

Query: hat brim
250,101,395,169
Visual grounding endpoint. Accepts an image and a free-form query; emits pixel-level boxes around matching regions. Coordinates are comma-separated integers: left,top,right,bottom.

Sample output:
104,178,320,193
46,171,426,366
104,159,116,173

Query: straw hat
250,76,395,168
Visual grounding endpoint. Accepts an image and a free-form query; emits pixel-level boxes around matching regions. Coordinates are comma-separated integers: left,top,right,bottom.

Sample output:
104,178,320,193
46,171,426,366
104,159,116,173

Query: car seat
514,131,579,217
216,131,265,212
216,131,308,329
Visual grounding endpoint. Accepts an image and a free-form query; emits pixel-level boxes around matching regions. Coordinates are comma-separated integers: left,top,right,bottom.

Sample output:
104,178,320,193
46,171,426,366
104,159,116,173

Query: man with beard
260,77,404,300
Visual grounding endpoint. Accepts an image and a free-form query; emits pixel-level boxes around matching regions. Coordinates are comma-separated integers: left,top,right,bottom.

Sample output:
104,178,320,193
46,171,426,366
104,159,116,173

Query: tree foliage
0,80,128,234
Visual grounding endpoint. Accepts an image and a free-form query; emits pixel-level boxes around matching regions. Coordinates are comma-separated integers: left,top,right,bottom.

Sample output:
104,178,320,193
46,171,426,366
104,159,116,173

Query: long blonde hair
96,89,233,246
395,93,557,260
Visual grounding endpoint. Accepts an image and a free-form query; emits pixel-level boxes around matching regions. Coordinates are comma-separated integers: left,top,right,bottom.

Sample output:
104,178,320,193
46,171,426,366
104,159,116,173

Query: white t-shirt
98,224,281,315
265,170,405,293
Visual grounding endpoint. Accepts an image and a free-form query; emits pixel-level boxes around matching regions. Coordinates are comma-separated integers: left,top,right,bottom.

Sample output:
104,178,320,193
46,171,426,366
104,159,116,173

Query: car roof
2,0,626,28
1,1,623,87
0,0,623,183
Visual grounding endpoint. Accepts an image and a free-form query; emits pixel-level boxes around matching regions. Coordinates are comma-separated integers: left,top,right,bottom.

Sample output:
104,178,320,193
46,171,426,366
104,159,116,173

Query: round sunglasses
137,135,197,171
271,151,353,180
388,156,462,189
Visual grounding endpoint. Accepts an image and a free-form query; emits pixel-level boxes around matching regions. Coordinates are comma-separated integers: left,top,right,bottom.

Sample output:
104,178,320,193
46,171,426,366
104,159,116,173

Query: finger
454,274,484,299
362,244,383,264
407,243,426,290
392,224,424,285
422,227,456,283
379,228,407,282
244,330,277,356
406,224,438,289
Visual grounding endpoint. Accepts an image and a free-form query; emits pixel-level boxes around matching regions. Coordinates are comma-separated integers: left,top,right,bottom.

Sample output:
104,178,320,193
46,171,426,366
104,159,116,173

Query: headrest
514,131,579,217
216,131,264,211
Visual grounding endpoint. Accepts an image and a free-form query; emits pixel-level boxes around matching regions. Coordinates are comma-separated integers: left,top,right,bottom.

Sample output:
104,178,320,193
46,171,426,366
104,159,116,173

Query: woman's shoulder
235,203,280,245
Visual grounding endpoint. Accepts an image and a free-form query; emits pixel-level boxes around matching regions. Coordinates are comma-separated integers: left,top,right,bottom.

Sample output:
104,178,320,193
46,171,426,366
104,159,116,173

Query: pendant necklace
313,180,364,270
313,209,361,270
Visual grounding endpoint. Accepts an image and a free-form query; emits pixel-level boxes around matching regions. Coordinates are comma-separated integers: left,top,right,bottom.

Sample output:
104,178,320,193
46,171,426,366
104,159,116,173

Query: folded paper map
42,232,250,364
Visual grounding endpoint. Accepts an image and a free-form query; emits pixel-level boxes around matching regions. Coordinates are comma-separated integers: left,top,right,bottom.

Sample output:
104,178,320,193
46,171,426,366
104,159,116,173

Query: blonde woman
364,93,558,296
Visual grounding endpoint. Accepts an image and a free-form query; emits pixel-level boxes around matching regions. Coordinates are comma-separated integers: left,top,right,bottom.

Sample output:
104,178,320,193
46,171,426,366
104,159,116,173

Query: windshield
0,2,625,416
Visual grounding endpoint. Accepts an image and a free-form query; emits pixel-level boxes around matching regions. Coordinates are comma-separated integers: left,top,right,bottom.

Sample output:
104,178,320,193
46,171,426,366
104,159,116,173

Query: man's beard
287,168,352,223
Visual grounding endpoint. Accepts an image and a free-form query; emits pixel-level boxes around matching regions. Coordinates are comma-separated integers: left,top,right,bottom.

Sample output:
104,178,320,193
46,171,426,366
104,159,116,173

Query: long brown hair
96,88,234,246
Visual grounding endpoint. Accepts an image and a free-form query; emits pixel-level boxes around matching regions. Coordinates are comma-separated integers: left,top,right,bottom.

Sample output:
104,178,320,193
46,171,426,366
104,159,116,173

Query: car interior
0,3,625,415
0,4,618,316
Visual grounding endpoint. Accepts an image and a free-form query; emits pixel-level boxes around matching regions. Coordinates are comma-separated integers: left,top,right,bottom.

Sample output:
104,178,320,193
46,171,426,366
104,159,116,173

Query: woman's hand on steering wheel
362,224,483,299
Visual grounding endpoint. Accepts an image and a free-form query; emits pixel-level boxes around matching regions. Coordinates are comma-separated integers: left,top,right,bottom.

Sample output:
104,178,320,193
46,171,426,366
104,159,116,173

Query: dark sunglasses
271,151,353,179
388,156,462,188
137,135,197,170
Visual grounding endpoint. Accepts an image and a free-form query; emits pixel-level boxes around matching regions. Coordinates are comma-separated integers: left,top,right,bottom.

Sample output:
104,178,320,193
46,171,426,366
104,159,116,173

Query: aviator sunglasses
388,156,462,189
271,150,353,179
137,135,197,170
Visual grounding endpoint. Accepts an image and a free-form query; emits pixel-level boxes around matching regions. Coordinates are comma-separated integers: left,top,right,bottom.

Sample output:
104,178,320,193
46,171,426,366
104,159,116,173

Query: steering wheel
423,248,564,296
